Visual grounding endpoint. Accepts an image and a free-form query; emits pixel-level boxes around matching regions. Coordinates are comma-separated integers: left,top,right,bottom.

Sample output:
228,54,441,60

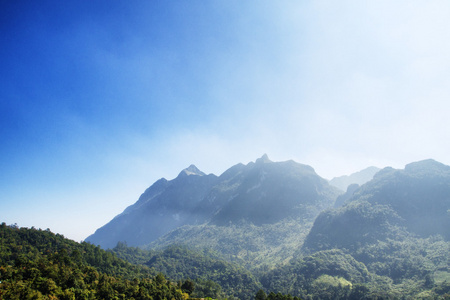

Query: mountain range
6,155,450,299
261,159,450,298
85,156,450,298
86,154,342,251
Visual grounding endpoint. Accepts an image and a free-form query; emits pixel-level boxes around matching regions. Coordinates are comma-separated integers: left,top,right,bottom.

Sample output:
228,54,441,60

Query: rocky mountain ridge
86,155,341,250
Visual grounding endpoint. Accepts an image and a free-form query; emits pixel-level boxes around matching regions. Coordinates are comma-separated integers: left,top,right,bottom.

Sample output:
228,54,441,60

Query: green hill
0,223,188,299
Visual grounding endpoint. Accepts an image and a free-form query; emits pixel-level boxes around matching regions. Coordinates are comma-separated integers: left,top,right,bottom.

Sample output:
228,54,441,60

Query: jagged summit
178,164,206,177
255,153,271,164
87,157,450,251
86,155,341,248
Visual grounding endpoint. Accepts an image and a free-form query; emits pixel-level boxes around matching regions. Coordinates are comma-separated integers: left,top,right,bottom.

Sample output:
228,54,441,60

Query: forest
111,240,450,299
2,217,450,299
0,224,189,299
0,224,300,299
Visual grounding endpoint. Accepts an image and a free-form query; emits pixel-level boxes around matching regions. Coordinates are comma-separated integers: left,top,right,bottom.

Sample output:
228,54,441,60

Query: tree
255,289,267,300
181,279,195,295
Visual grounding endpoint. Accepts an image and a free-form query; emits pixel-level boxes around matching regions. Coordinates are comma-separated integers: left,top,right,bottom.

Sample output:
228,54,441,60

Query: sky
1,1,450,242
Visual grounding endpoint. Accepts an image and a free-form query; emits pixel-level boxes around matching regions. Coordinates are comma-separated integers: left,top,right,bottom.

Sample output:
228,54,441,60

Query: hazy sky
2,1,450,242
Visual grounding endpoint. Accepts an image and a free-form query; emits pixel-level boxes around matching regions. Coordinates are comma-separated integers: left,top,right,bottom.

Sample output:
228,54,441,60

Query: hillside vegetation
0,224,189,299
112,243,261,300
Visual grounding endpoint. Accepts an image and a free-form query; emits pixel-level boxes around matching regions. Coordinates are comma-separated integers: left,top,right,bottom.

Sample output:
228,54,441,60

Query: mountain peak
178,164,206,177
255,154,271,164
404,159,450,175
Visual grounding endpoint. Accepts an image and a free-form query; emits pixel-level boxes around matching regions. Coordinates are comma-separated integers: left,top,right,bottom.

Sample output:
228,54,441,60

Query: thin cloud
2,1,450,241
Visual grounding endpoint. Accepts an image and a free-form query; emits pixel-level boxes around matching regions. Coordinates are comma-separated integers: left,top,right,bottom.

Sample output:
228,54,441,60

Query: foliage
292,160,450,298
261,241,450,299
110,241,156,266
190,278,226,299
261,249,372,298
113,244,261,300
146,219,313,272
0,223,187,299
303,200,408,253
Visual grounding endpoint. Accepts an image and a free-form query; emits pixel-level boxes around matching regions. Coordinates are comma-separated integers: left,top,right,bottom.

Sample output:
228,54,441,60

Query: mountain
333,183,359,208
60,157,450,299
202,154,338,226
305,159,450,252
258,159,450,299
329,166,380,191
85,165,219,249
86,155,341,262
7,158,450,299
145,156,341,270
290,159,450,298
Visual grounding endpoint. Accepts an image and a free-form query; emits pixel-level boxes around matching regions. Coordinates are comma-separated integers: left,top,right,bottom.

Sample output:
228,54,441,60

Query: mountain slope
85,165,219,248
334,183,359,208
305,159,450,254
87,155,341,271
294,159,450,298
147,220,312,270
329,166,380,191
261,249,373,297
146,155,341,269
207,156,338,226
143,245,261,300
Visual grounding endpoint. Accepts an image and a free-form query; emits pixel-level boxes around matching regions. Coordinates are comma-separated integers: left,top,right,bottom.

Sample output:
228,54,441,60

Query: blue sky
2,1,450,242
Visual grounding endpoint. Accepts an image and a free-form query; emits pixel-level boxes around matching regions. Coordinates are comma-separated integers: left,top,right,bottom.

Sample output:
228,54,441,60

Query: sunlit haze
1,1,450,242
